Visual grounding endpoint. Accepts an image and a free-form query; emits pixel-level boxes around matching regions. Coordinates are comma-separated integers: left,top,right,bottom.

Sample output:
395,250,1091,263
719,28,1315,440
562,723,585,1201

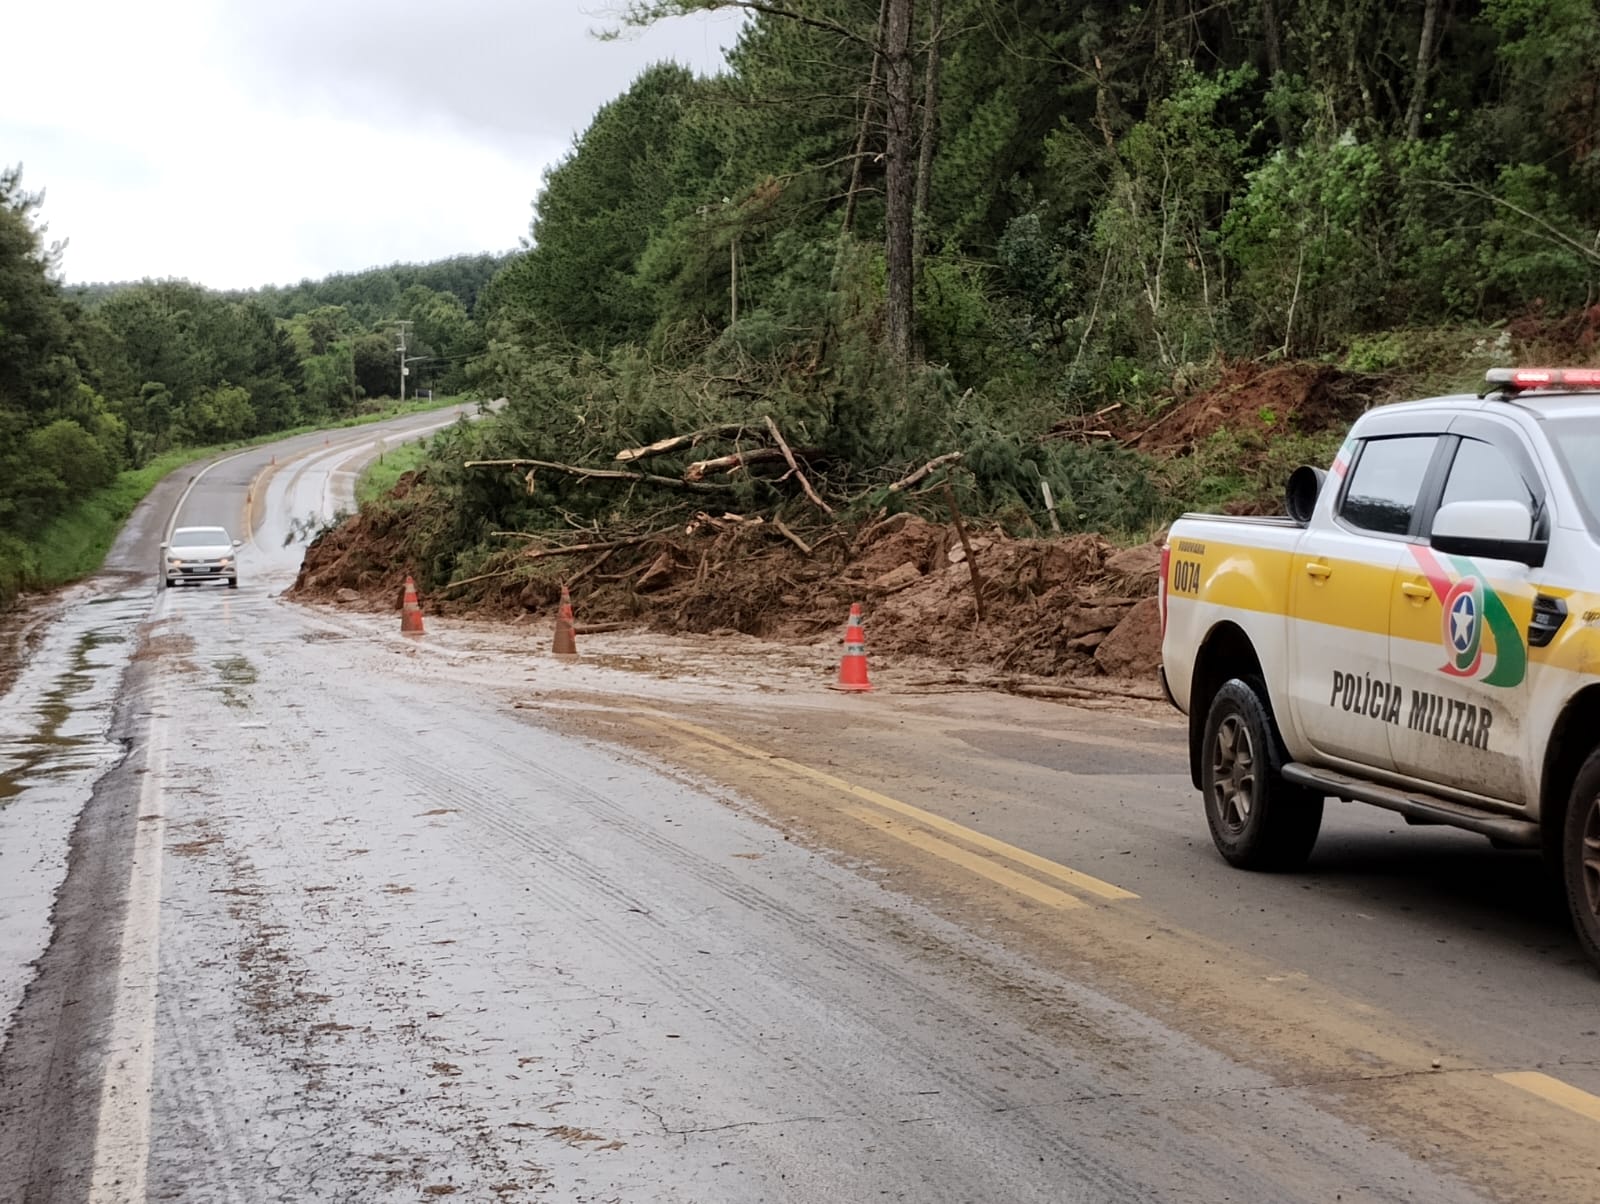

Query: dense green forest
0,169,498,598
372,0,1600,591
10,1,1600,603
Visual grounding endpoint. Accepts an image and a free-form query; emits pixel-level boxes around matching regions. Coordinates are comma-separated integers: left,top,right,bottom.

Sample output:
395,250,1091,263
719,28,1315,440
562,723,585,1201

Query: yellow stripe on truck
1169,542,1392,638
1175,539,1600,680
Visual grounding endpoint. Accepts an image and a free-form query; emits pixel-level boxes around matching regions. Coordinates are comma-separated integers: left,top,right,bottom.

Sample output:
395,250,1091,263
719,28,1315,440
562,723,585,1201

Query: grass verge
2,394,472,606
356,442,429,506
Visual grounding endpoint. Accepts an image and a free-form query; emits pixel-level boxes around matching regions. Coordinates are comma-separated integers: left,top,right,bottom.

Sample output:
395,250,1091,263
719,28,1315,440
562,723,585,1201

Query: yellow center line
640,713,1136,902
631,712,1600,1160
839,804,1087,910
1495,1071,1600,1124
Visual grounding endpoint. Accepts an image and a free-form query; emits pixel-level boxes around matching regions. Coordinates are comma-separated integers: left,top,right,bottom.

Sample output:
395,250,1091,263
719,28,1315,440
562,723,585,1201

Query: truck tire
1201,679,1323,871
1563,749,1600,973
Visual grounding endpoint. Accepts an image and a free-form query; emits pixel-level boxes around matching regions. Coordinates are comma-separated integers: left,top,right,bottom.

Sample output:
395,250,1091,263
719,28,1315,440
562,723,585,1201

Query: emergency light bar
1484,367,1600,395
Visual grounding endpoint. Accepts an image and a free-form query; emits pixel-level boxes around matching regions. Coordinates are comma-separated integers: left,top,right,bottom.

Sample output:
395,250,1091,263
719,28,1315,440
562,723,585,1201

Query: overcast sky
2,0,741,289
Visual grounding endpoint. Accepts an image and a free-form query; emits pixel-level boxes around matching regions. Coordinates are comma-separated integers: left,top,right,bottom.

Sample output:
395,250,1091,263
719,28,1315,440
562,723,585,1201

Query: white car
161,526,241,589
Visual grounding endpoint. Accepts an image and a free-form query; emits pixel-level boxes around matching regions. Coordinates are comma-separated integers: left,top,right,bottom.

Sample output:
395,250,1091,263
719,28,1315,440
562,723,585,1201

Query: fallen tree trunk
464,458,734,494
614,425,762,463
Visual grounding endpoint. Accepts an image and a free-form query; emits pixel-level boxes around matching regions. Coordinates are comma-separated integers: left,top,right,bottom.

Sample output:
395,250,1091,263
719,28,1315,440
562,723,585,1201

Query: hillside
286,1,1600,673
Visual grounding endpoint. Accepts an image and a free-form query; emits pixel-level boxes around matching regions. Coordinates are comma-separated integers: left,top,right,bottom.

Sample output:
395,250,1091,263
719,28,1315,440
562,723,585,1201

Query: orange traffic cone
552,584,578,657
400,575,425,636
832,603,872,692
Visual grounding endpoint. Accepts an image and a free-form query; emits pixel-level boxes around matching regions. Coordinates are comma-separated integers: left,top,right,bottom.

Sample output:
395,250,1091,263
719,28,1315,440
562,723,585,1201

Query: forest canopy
0,172,502,580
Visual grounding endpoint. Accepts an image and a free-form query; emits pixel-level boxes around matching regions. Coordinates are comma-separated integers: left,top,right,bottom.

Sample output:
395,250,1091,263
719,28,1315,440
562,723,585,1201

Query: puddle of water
0,626,130,801
0,584,152,1031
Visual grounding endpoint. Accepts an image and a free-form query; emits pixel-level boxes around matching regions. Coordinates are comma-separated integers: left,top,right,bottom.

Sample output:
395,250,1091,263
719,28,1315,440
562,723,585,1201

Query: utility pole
394,320,414,405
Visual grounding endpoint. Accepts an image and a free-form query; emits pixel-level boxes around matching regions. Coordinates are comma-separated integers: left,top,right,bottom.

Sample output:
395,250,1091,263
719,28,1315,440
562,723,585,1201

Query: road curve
0,403,1596,1202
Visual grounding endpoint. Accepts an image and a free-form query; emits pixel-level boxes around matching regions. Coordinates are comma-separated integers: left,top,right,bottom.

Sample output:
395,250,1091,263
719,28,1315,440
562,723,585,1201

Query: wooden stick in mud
942,480,985,623
764,416,833,514
772,518,814,556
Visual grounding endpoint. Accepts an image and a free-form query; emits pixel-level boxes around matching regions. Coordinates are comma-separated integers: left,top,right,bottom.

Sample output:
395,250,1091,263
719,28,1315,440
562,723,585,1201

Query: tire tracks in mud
149,708,533,1201
323,674,1472,1204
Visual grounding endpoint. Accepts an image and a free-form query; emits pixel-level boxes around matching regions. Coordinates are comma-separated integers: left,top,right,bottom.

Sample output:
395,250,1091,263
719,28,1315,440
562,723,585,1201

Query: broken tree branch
772,517,814,556
887,450,963,492
764,415,834,514
438,567,519,593
684,446,795,481
464,458,734,494
489,536,654,560
686,511,766,535
614,424,761,463
567,546,618,586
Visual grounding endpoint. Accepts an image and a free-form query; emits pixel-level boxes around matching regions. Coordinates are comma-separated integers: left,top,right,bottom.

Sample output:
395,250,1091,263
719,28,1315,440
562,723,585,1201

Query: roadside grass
4,394,473,604
356,442,429,506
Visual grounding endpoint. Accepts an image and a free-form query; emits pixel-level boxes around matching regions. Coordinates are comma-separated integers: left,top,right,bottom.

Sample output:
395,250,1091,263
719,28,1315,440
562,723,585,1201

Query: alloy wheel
1210,714,1256,833
1583,791,1600,924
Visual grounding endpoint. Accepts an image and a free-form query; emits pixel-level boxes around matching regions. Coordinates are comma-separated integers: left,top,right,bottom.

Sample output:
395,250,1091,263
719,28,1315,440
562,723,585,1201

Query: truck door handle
1401,581,1432,600
1304,561,1332,580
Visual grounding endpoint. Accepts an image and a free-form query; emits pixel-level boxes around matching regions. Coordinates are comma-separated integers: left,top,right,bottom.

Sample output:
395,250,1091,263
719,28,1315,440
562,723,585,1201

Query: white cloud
0,0,740,289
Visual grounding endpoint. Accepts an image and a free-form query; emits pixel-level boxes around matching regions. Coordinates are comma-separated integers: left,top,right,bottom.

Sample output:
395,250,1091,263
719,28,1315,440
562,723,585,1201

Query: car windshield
1544,418,1600,534
172,528,229,547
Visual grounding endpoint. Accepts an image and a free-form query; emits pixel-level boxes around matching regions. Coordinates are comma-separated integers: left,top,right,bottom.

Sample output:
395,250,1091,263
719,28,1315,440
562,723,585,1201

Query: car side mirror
233,539,243,548
1430,499,1546,567
158,542,168,550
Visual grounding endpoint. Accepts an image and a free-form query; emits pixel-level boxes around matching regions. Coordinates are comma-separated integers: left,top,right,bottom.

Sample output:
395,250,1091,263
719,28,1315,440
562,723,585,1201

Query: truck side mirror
1285,465,1326,526
1430,499,1546,567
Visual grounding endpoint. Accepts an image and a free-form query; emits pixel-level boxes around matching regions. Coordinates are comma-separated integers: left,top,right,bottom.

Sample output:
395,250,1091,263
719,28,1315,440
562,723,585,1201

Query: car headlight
166,557,183,566
218,556,235,565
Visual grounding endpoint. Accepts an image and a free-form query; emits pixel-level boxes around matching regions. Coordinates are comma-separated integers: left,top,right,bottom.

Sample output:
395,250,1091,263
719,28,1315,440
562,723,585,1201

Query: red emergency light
1485,367,1600,394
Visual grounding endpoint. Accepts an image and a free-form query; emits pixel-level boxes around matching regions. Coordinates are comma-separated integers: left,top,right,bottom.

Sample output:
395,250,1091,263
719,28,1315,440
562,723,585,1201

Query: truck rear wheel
1201,679,1323,871
1563,750,1600,973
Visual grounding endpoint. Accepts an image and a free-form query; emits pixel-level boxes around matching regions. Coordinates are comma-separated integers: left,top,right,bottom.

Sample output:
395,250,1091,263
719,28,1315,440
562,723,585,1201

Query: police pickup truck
1158,367,1600,971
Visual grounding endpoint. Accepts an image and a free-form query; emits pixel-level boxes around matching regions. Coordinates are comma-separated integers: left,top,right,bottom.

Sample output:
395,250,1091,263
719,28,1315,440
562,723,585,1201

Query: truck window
1438,438,1538,512
1543,419,1600,536
1339,436,1439,536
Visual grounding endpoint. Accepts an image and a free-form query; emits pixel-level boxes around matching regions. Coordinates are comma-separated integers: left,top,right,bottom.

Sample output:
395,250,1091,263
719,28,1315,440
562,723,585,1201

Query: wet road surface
1,408,1598,1202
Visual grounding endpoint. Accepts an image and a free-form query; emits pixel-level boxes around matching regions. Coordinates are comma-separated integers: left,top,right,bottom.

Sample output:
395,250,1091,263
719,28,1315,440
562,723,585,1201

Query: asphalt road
1,408,1597,1202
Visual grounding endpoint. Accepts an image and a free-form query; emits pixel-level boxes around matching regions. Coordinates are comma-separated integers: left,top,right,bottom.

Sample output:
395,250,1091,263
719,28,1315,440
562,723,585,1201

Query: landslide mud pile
294,507,1168,681
294,360,1384,686
1050,359,1378,456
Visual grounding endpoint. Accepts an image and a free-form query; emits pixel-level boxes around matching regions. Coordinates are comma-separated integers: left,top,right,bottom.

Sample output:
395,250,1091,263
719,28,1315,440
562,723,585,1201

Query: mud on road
5,400,1600,1203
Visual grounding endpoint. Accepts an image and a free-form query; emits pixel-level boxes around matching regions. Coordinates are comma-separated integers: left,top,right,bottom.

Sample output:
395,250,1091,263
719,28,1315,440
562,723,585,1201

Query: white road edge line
87,711,168,1203
164,449,254,545
88,412,468,1192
